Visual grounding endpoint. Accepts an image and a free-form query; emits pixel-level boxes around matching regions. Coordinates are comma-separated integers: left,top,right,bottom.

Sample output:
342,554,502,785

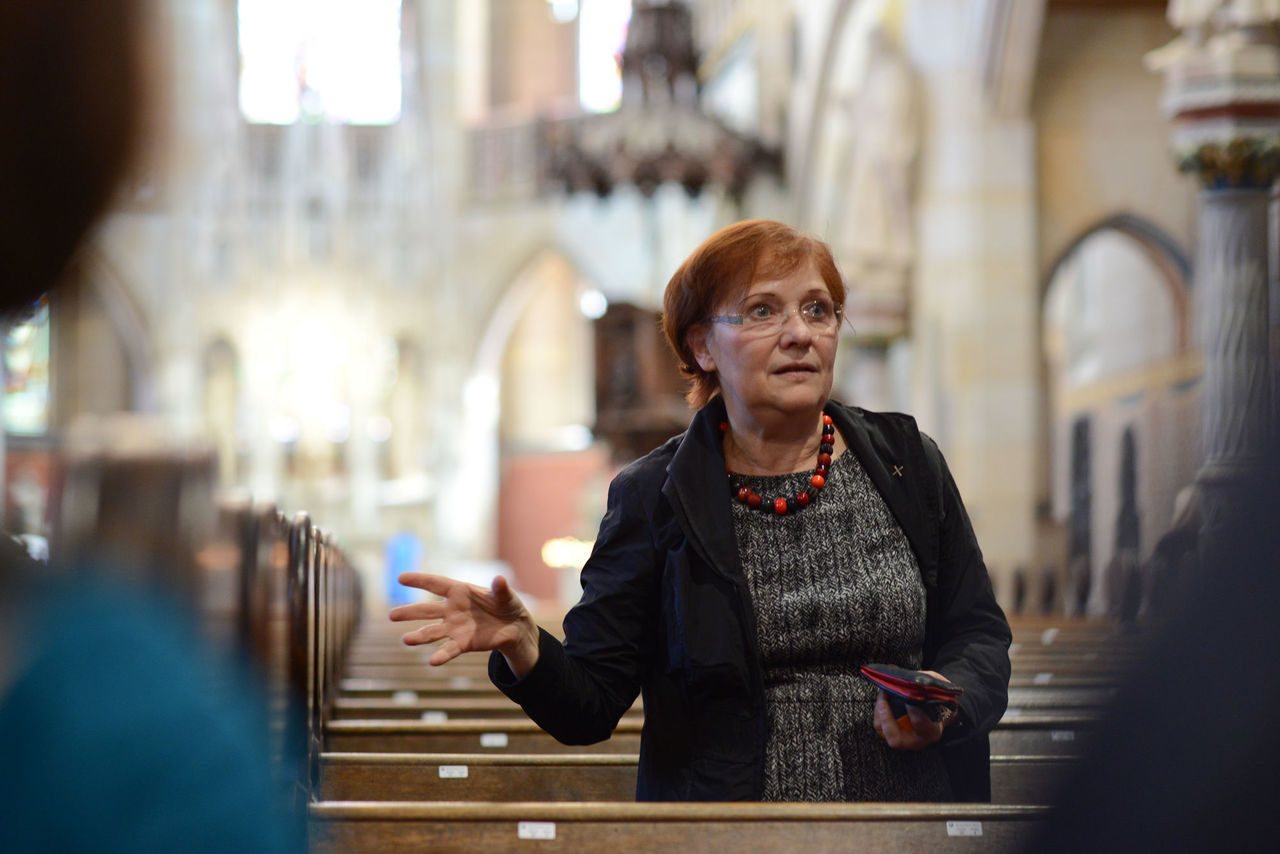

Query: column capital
1148,4,1280,186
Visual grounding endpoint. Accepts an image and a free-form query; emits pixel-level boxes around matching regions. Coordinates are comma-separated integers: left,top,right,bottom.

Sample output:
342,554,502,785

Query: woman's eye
747,304,774,320
803,301,831,319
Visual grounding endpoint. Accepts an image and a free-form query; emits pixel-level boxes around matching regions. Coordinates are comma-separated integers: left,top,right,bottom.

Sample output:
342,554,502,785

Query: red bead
737,487,752,503
822,414,833,426
719,421,729,433
773,497,788,514
747,492,762,508
811,474,825,489
795,492,810,506
818,452,832,466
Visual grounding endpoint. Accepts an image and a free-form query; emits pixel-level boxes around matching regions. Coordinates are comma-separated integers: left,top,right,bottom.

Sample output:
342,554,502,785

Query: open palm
389,572,539,673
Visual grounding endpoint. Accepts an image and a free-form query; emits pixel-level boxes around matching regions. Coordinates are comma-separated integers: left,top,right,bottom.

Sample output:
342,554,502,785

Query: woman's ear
688,325,716,373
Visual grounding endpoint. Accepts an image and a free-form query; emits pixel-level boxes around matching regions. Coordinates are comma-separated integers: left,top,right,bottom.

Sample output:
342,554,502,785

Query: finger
401,623,449,647
874,693,899,746
397,572,457,597
429,639,463,667
388,601,448,623
491,574,511,601
391,598,450,619
905,706,942,746
490,574,524,610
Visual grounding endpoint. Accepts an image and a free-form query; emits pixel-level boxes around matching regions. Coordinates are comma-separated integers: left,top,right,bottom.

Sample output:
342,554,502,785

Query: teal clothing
0,572,300,853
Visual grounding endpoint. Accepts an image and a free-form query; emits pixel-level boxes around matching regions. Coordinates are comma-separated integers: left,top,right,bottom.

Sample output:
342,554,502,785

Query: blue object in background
385,531,423,606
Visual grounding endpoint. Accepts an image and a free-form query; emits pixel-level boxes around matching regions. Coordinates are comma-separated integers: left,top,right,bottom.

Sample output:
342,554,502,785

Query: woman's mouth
774,363,816,377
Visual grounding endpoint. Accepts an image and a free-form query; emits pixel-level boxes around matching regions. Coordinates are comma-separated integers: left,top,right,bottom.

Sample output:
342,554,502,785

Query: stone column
1148,5,1280,567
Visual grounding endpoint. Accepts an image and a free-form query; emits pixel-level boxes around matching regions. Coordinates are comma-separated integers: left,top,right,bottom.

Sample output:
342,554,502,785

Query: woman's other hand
389,573,540,677
872,671,953,750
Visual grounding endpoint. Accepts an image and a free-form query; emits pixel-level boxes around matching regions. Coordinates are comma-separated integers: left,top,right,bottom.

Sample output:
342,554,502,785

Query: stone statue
839,27,918,300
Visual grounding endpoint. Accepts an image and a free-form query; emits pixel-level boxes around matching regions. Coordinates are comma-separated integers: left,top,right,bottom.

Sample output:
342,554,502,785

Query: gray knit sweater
729,450,952,801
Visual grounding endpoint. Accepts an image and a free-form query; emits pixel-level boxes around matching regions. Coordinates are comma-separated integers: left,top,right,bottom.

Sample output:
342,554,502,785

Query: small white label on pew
1040,627,1059,646
946,821,983,837
392,691,418,705
481,732,509,748
421,711,448,722
450,676,474,689
1033,672,1054,686
438,765,469,779
1051,730,1076,742
517,821,556,840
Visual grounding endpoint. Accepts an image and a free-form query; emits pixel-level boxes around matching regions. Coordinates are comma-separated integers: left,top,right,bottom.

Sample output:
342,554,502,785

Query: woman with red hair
394,219,1010,802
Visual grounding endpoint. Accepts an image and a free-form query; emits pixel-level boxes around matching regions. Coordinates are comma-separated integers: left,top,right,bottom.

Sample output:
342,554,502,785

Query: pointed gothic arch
1039,212,1197,616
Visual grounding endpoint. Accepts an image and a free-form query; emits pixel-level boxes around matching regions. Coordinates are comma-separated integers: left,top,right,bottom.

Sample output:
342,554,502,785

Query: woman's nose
777,309,814,343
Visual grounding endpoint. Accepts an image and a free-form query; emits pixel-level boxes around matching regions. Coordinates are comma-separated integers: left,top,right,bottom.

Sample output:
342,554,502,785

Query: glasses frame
705,299,847,337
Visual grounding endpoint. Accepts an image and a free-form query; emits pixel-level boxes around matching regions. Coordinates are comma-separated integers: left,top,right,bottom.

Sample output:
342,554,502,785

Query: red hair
661,220,845,407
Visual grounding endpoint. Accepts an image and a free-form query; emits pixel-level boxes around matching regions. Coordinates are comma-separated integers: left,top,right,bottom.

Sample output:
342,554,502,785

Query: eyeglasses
706,298,843,337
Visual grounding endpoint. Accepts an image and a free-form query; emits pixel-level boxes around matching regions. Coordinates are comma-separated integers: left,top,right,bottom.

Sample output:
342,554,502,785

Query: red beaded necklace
721,413,836,515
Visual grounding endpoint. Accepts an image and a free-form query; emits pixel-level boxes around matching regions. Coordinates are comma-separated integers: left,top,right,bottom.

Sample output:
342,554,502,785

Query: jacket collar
661,396,937,586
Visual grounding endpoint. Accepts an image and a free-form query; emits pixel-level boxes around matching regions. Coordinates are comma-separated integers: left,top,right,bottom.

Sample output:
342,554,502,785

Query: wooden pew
332,695,646,721
318,752,1076,805
324,712,1095,757
286,511,364,803
309,801,1050,853
326,719,646,754
329,687,1100,721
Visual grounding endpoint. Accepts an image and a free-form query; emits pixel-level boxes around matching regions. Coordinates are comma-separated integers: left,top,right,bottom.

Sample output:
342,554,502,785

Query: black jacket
491,397,1011,801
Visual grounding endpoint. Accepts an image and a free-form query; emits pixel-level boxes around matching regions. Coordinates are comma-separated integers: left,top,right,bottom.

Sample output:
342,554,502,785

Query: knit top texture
729,449,952,801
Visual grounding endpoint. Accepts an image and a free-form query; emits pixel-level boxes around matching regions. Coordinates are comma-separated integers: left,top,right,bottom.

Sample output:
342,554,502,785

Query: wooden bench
330,686,1105,721
332,695,645,721
325,712,1095,757
318,752,1076,805
308,801,1049,853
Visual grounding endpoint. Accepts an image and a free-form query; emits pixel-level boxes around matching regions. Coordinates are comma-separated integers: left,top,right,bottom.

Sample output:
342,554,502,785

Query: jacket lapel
661,397,746,583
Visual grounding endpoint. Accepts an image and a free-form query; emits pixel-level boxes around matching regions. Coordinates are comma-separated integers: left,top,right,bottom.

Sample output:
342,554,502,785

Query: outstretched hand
389,573,540,677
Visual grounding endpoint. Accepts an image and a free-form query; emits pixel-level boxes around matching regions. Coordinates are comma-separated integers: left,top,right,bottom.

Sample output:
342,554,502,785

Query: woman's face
691,262,839,425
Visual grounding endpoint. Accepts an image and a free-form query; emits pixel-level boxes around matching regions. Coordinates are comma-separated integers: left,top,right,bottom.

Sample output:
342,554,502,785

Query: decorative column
1148,2,1280,567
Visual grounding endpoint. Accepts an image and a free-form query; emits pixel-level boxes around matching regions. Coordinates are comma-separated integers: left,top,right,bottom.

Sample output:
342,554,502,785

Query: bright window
238,0,403,125
578,0,631,113
4,296,51,436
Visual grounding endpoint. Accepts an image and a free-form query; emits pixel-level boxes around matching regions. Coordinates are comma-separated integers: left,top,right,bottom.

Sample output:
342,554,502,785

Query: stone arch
436,244,603,566
1039,213,1197,615
449,245,608,606
1042,212,1192,352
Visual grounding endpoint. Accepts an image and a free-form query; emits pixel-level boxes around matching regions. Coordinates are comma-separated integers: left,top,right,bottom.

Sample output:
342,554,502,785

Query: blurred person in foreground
0,2,298,850
1026,459,1280,849
393,220,1011,801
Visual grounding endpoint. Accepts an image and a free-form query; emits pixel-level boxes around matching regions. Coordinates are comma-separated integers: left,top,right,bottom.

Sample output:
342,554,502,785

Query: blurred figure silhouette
0,2,299,850
1027,452,1279,853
